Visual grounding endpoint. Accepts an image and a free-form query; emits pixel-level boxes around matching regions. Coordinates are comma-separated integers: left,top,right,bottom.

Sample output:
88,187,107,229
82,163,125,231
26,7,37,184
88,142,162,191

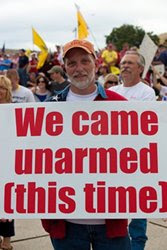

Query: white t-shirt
110,81,156,101
66,87,105,225
12,85,35,103
66,87,98,101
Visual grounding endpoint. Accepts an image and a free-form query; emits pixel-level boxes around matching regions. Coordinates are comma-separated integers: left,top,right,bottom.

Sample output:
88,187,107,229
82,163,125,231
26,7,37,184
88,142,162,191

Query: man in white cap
42,39,131,250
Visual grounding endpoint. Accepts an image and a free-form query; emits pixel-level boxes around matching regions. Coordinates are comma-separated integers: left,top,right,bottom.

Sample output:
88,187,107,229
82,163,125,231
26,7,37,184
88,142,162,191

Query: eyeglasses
106,80,118,84
38,80,45,83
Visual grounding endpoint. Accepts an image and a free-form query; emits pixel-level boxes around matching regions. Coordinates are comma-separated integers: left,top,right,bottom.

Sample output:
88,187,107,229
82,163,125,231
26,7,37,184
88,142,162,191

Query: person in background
47,65,70,94
42,39,130,250
110,51,156,101
151,65,167,100
26,72,37,90
17,49,29,87
0,75,15,250
38,53,54,77
11,53,19,69
55,44,64,65
101,43,120,75
109,50,156,250
28,53,38,74
103,73,119,89
97,65,109,86
6,69,35,103
33,75,51,102
0,54,12,72
119,43,130,60
153,44,167,67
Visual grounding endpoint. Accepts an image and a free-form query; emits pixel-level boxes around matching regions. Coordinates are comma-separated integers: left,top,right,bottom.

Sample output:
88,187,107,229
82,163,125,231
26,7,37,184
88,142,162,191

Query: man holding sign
41,39,131,250
110,51,156,250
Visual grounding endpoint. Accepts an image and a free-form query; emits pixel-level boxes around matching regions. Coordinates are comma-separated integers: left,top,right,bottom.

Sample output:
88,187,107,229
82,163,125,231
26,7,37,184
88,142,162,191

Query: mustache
121,68,131,73
73,73,87,77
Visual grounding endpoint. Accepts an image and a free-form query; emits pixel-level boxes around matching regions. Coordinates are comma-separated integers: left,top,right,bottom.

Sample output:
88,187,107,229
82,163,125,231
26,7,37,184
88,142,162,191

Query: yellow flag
37,50,48,69
25,49,31,57
32,27,48,69
76,7,89,39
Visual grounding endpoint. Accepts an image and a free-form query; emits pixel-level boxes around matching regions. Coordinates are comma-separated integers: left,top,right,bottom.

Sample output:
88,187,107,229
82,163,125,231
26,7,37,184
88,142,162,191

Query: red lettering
97,181,106,212
140,143,158,173
27,182,46,213
15,107,45,136
75,148,88,173
48,182,57,213
159,181,167,212
46,112,63,136
55,148,72,174
15,149,33,174
111,111,139,135
15,184,27,213
35,149,53,174
91,111,108,135
4,183,14,213
89,148,117,173
59,187,76,213
84,184,96,213
15,107,63,137
72,111,89,135
108,186,137,213
139,186,157,213
141,111,158,135
120,148,138,173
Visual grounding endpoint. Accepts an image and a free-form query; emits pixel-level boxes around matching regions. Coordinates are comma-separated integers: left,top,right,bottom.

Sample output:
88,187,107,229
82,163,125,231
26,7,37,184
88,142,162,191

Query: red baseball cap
63,39,96,58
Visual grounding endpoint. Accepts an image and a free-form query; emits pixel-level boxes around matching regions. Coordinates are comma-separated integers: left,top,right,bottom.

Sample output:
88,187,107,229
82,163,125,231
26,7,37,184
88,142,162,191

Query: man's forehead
121,54,138,62
65,48,94,61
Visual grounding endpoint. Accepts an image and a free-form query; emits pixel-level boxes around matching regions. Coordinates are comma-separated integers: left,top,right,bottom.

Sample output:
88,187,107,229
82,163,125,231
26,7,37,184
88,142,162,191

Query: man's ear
139,65,144,75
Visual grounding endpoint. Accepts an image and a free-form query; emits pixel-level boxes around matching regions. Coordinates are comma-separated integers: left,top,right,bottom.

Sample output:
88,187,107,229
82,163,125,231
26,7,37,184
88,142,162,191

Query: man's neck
12,83,19,91
70,83,96,95
54,77,65,84
123,78,141,87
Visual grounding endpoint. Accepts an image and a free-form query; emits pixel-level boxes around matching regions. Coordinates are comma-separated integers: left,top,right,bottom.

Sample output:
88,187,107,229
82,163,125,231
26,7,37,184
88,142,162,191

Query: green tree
105,24,159,51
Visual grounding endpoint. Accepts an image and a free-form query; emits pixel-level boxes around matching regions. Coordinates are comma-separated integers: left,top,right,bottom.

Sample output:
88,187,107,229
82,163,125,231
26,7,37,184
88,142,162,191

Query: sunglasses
106,80,118,84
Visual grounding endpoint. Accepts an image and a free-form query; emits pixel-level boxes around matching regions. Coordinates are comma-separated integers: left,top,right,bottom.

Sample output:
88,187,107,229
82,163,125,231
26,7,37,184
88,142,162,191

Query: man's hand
0,219,13,222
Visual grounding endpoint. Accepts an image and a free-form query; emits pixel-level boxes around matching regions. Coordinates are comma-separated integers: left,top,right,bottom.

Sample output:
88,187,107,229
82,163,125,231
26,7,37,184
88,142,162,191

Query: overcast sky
1,0,167,51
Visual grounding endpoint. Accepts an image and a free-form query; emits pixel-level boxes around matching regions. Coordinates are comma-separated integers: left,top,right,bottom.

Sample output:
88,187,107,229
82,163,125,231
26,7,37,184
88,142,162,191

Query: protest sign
139,33,158,78
0,101,167,219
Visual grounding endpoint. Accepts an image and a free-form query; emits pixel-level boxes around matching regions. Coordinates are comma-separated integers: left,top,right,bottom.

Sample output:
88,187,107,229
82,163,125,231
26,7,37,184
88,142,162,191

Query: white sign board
139,33,158,78
0,101,167,219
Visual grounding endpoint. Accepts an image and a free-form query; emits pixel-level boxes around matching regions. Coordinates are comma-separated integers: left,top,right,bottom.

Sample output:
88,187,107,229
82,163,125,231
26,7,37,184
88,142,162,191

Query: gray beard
67,72,95,90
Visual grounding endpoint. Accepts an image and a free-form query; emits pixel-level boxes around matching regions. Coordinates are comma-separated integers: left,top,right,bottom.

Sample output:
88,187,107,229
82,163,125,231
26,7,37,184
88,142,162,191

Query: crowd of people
0,42,167,102
0,38,167,250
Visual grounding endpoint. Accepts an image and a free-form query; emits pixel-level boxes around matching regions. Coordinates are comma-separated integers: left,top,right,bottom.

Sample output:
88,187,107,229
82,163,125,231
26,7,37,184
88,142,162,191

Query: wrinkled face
64,48,96,93
120,54,143,85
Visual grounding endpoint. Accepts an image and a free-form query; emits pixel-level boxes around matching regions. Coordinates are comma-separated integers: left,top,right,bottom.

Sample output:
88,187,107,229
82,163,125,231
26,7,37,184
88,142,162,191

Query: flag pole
74,3,100,51
88,28,100,51
31,26,35,51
